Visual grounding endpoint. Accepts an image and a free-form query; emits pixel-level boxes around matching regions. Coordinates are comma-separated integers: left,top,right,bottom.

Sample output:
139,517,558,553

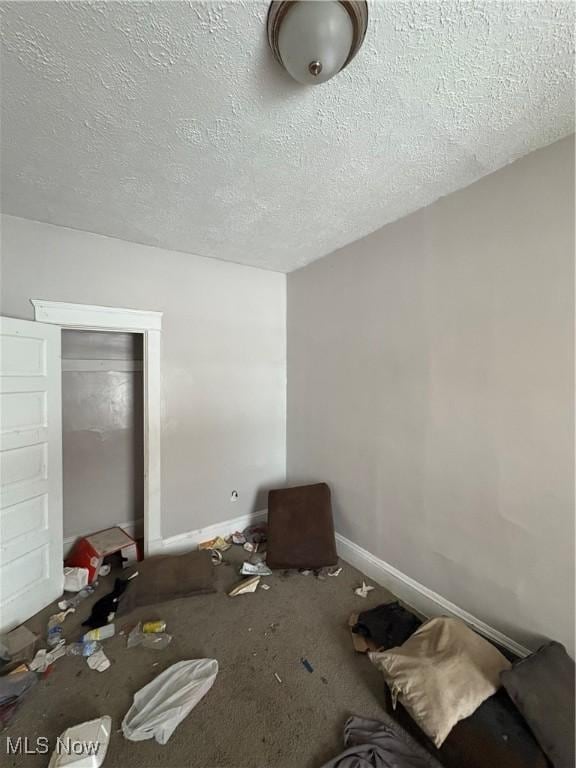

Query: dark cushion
386,688,551,768
266,483,338,569
116,549,215,617
501,641,575,768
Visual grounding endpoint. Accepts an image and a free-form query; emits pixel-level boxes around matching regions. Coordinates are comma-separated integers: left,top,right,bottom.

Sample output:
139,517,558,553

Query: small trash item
29,649,49,672
140,634,172,651
274,672,282,684
127,623,172,650
47,625,63,648
210,549,223,566
121,659,218,744
243,541,257,553
240,562,273,577
316,565,341,580
228,576,260,596
47,716,111,768
354,581,375,598
231,531,247,545
47,608,75,648
143,621,167,634
243,523,267,545
58,583,99,612
86,649,111,672
63,566,89,592
7,663,29,675
260,583,271,591
66,641,101,658
0,626,39,665
98,564,111,577
29,641,67,673
49,608,75,625
299,569,312,576
198,536,231,552
82,624,115,642
301,657,314,673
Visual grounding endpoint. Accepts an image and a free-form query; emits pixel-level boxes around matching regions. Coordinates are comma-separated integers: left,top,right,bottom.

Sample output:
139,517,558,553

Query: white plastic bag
121,659,218,745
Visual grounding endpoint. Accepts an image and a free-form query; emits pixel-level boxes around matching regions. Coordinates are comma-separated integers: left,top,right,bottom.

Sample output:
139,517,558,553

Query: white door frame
31,299,163,555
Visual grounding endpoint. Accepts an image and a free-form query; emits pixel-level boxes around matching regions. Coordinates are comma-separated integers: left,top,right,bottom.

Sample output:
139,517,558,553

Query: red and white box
65,526,140,584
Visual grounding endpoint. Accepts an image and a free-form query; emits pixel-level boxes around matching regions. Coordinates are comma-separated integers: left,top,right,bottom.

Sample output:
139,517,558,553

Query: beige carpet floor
3,547,398,768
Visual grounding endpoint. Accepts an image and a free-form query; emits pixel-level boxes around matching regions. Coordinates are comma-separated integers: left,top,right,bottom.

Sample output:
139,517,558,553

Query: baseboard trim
335,532,531,658
151,510,530,657
63,518,144,557
161,509,268,555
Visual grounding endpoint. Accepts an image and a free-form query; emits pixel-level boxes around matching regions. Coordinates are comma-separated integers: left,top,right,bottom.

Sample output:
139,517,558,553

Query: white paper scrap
354,581,375,598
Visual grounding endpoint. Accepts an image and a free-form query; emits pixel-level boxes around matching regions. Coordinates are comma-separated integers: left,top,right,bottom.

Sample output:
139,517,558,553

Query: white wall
287,136,575,654
1,215,286,539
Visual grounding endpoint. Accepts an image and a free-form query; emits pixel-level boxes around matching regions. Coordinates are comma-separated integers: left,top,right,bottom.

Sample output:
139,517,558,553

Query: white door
0,316,63,632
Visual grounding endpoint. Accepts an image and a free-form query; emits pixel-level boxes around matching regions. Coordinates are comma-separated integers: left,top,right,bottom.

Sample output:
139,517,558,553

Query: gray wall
287,136,575,653
1,216,286,539
62,330,143,541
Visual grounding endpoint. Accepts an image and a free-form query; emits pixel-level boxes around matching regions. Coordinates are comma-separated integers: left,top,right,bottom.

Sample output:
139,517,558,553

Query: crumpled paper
354,581,375,598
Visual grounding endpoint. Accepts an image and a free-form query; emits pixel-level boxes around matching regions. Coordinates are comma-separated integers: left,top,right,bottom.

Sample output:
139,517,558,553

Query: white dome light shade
268,1,368,86
278,2,352,85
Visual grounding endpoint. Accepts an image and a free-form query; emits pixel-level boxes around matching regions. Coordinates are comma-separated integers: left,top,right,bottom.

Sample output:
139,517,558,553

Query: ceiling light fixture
267,0,368,85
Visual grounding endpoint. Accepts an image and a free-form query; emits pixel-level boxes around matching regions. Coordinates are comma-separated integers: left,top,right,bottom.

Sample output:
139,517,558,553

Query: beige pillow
369,616,511,748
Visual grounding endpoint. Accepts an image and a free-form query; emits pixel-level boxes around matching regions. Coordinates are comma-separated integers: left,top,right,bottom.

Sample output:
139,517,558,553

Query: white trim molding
31,299,163,556
31,299,162,331
161,510,267,555
335,533,531,658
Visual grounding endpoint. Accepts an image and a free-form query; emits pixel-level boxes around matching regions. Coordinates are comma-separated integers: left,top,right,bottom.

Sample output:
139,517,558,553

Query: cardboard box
1,625,39,665
66,526,139,583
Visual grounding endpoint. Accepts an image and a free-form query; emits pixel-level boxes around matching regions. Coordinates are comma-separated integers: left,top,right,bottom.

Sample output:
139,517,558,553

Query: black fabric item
352,602,422,649
82,578,129,628
501,641,575,768
320,714,443,768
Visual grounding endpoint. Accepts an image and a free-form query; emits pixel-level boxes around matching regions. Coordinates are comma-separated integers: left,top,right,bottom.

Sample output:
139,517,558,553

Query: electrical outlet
230,490,239,502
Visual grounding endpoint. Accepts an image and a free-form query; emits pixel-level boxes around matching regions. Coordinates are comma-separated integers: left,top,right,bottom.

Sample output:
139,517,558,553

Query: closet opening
61,329,144,553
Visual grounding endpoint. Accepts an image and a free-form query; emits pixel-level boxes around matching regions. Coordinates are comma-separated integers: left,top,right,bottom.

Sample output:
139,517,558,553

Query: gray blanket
321,715,443,768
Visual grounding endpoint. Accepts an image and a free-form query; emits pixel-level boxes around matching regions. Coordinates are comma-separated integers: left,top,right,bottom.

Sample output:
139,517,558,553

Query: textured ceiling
1,1,574,273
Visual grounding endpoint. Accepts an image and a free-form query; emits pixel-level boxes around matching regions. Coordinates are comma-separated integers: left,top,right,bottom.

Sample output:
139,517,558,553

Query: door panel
1,391,47,432
0,316,63,631
1,493,48,543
